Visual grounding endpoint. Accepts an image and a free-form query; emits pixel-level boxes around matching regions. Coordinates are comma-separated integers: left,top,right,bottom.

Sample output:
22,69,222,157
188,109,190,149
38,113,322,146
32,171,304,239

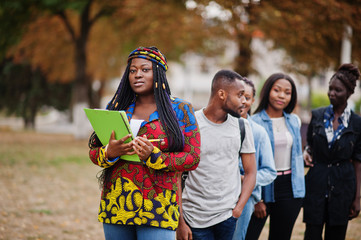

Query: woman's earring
112,94,117,104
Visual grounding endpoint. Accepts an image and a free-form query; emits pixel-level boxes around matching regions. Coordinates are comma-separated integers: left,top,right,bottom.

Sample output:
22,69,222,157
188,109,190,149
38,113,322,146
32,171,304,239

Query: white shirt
272,117,292,171
182,109,255,228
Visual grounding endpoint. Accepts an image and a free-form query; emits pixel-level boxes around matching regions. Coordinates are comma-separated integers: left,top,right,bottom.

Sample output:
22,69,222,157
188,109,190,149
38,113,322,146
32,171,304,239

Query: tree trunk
58,1,99,138
232,3,256,77
23,101,37,130
340,24,352,65
72,40,92,139
73,38,89,104
69,7,91,122
234,32,252,77
306,75,312,111
60,1,93,119
89,80,104,109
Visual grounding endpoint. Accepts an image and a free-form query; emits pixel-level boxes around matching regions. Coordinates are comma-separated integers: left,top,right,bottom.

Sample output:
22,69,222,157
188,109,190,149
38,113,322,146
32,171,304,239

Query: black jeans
245,174,303,240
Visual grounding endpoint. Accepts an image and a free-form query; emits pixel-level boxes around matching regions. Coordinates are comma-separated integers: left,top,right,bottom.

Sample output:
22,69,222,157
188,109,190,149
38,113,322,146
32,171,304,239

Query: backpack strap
238,118,245,155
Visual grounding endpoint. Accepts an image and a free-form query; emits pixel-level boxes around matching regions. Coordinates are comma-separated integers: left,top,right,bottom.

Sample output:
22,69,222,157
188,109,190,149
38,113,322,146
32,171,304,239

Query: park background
1,0,361,239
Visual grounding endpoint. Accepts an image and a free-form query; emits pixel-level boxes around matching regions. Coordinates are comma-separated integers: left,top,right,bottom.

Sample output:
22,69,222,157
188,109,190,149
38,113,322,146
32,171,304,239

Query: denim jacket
239,116,277,202
251,110,305,202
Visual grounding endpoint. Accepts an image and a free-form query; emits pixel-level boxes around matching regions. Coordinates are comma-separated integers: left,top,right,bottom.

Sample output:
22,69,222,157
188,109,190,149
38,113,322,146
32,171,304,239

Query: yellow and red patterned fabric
89,97,200,230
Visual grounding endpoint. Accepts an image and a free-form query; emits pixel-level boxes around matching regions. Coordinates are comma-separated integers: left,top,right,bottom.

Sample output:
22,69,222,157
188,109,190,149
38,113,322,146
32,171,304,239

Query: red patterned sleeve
88,133,118,168
143,100,201,172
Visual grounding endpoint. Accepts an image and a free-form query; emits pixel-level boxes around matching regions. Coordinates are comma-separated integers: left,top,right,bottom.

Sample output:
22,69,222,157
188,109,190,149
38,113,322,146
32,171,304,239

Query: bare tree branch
57,11,77,42
89,7,113,27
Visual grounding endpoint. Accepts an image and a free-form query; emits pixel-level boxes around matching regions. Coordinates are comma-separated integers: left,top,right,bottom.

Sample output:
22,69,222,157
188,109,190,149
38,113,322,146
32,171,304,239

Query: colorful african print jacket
89,97,200,231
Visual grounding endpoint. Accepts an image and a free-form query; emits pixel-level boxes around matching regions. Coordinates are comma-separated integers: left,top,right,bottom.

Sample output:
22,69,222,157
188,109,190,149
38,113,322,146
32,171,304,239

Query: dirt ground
1,130,360,240
0,130,104,240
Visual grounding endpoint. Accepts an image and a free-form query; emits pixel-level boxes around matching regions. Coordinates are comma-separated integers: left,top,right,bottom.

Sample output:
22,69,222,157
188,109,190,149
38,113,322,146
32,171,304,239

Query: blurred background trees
194,0,361,109
0,58,71,129
255,0,361,109
1,0,360,129
0,0,220,128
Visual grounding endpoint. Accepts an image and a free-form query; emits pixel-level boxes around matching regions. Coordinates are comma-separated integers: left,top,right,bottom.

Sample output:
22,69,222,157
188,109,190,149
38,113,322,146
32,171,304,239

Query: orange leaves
9,14,75,83
7,0,214,86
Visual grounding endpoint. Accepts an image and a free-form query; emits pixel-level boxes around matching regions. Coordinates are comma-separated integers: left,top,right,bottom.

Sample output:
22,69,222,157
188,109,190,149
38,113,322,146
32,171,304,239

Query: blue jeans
190,216,238,240
103,223,175,240
232,197,256,240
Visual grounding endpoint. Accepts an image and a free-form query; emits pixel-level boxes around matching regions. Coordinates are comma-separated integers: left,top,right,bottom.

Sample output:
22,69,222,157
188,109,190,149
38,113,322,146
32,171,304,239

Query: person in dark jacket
303,63,361,240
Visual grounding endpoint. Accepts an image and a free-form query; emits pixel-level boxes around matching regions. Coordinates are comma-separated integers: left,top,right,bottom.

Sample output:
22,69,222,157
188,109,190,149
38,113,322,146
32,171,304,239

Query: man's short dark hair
211,70,243,96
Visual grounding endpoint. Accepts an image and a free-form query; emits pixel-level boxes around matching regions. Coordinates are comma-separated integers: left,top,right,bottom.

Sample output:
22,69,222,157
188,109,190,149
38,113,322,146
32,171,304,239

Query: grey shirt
182,109,255,228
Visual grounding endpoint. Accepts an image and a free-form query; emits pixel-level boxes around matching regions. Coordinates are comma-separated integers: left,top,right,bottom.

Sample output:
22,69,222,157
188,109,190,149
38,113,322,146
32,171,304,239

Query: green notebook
84,108,140,162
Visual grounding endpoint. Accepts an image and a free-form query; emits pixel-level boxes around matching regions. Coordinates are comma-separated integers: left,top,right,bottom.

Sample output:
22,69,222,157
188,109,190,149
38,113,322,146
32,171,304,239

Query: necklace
272,117,284,132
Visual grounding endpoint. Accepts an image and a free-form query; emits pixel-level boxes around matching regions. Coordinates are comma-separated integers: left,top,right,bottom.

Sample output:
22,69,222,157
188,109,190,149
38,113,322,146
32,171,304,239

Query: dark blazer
303,107,361,225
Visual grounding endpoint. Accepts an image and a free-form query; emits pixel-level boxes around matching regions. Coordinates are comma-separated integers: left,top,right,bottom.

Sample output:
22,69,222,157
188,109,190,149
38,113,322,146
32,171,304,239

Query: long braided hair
89,46,184,188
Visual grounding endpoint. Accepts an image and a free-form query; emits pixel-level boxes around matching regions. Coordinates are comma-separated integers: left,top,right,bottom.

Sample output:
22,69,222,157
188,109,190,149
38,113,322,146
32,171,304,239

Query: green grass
0,131,89,167
28,209,53,215
49,156,89,166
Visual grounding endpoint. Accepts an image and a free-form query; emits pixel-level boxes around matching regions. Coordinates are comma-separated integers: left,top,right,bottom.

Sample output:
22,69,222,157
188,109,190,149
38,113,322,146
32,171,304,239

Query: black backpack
238,118,246,154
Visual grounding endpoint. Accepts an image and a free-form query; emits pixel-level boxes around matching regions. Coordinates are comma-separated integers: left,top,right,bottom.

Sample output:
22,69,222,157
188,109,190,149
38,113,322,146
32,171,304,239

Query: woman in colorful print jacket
88,47,200,240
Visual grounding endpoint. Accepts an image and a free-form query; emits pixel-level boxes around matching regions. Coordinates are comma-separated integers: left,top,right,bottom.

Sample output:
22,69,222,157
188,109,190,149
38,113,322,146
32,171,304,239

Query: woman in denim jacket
246,73,305,240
